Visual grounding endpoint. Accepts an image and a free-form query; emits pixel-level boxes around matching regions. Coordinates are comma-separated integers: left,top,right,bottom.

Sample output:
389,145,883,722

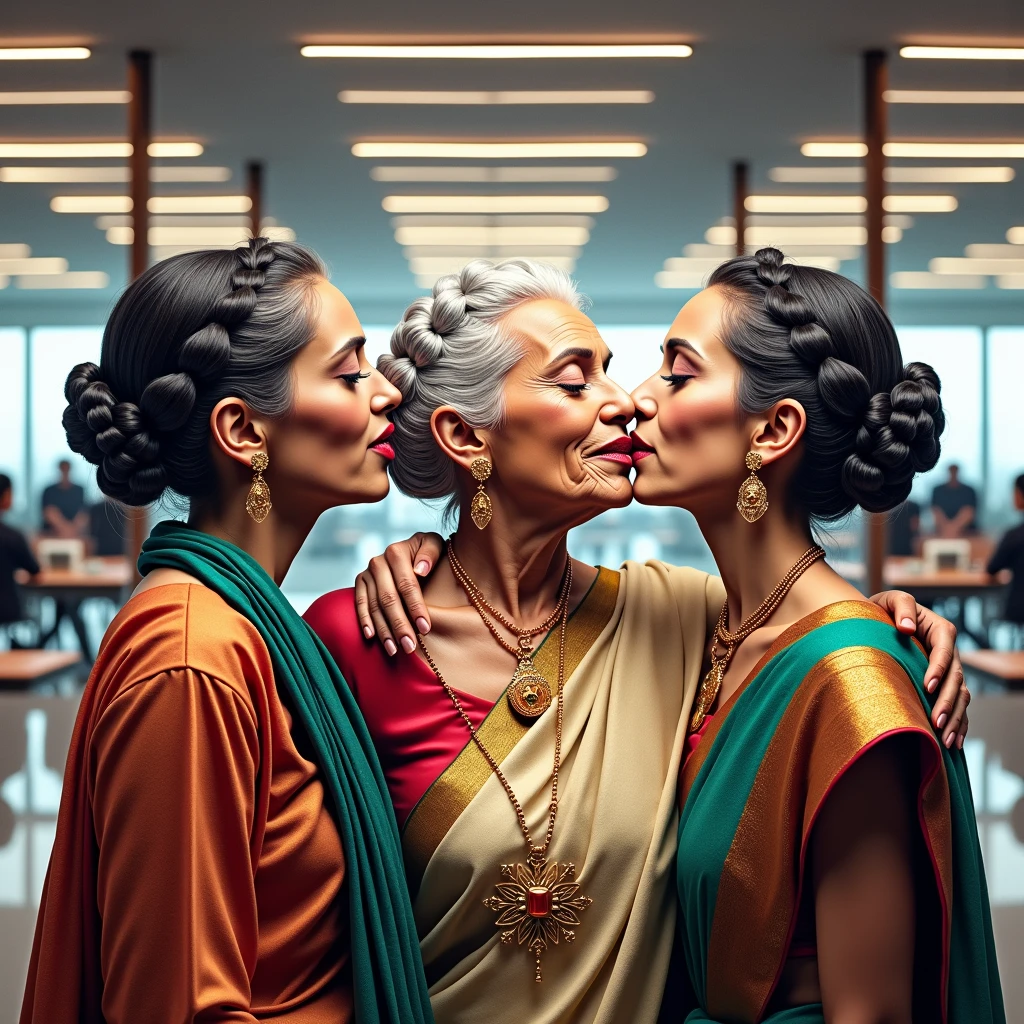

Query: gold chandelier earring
737,451,768,523
469,457,493,530
245,451,272,524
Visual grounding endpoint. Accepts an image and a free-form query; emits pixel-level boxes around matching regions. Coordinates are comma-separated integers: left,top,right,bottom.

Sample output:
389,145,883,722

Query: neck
696,502,816,628
445,505,573,623
190,490,317,587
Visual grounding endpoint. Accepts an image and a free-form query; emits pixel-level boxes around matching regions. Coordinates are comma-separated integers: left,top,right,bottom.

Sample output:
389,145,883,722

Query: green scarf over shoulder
138,521,434,1024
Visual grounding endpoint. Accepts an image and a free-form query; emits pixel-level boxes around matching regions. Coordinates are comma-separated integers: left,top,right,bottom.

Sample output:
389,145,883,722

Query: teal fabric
686,1005,823,1023
139,521,433,1024
677,614,1005,1023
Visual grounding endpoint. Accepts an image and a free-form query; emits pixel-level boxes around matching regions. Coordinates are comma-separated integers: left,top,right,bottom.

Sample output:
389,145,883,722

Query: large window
987,329,1024,533
29,328,103,527
0,329,27,524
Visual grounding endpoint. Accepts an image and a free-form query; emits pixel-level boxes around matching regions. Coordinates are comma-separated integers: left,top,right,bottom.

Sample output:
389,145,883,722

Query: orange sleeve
90,668,263,1023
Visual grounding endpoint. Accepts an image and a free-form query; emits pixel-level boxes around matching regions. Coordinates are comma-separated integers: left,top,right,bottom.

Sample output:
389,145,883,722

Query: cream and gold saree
402,560,723,1024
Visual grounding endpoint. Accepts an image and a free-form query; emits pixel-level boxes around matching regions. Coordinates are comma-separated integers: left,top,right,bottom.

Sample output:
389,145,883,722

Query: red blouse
304,588,494,828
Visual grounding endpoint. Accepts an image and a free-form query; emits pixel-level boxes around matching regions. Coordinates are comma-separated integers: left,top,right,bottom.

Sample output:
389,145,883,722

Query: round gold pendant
507,659,552,719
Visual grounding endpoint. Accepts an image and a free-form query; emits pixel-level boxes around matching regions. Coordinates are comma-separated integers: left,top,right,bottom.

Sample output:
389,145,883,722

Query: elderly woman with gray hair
303,259,968,1024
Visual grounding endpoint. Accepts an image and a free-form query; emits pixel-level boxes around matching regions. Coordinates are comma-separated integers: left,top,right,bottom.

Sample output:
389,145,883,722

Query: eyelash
661,373,695,388
558,382,590,395
338,371,371,385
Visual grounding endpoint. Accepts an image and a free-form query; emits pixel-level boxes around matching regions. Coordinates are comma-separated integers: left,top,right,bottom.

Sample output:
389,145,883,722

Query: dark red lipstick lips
369,422,395,461
629,431,656,461
588,435,633,466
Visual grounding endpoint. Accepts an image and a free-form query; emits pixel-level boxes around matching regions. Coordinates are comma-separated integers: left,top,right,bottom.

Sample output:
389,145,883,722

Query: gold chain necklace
416,579,593,983
690,545,826,732
448,543,572,720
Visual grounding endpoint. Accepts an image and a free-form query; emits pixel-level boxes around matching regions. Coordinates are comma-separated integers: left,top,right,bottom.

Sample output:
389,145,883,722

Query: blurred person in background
931,463,978,538
0,473,40,647
87,495,126,558
987,472,1024,637
887,498,921,557
40,458,88,539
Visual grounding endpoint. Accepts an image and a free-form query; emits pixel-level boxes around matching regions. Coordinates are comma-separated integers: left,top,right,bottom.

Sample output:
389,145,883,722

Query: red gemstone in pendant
527,886,552,918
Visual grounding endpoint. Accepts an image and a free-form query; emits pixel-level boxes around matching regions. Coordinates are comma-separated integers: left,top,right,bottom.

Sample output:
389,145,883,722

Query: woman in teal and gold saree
631,247,1004,1022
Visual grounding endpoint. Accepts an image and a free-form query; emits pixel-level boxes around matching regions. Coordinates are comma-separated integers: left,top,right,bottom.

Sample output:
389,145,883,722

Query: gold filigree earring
469,457,493,530
245,451,272,524
737,451,768,523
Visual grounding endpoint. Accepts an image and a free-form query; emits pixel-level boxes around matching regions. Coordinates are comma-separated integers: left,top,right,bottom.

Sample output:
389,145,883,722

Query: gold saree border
704,645,952,1022
678,600,896,806
401,566,621,892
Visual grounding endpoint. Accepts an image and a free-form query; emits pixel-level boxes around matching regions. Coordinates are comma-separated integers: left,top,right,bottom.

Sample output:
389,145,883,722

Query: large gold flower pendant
483,856,594,982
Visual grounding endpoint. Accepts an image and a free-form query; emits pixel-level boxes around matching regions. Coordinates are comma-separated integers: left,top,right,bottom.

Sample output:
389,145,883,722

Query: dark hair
0,473,10,501
62,237,326,506
58,459,71,471
707,247,944,521
1014,472,1024,497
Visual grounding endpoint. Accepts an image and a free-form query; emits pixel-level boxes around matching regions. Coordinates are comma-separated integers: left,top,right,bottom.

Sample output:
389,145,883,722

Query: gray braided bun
63,237,326,506
708,247,944,520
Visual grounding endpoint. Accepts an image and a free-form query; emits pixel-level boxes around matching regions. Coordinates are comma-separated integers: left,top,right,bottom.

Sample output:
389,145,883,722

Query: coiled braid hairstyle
707,247,944,521
62,237,326,506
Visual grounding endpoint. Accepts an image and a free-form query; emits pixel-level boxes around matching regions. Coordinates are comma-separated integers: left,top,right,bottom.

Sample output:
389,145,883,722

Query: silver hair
379,258,585,517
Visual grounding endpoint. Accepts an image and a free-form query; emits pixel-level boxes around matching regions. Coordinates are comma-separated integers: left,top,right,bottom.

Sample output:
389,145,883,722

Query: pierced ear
751,398,807,467
430,406,489,473
209,396,269,469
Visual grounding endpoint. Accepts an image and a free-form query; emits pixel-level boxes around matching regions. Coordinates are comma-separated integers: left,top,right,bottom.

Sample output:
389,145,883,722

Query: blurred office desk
19,556,133,603
0,650,81,689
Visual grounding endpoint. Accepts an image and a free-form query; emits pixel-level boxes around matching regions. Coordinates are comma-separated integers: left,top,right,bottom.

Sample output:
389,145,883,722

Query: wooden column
246,161,264,238
127,50,152,576
733,160,748,257
864,49,888,595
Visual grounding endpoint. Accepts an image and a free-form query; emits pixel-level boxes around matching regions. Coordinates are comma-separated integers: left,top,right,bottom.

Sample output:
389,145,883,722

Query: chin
631,471,674,508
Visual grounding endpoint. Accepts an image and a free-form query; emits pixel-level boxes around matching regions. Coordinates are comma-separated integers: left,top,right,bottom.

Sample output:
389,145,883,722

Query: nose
601,379,635,427
630,380,658,422
371,368,402,413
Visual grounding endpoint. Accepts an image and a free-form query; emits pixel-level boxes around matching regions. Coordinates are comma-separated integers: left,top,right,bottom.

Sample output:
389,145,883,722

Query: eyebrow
328,335,366,364
662,337,705,362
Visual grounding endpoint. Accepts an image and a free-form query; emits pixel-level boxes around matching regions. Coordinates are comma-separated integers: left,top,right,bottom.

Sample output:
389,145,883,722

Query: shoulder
100,584,273,709
303,587,369,678
622,559,724,610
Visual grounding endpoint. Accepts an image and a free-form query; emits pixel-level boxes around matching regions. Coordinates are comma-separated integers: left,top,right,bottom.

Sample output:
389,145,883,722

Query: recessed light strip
304,44,691,59
891,272,987,289
394,226,590,246
391,214,595,228
885,90,1024,104
1,166,229,183
930,257,1024,274
106,226,296,246
770,166,1015,183
0,47,90,60
0,257,68,274
341,90,653,104
0,142,202,158
0,244,31,259
52,195,251,214
371,166,618,183
899,46,1024,60
382,195,608,213
802,141,1024,158
16,271,109,289
0,90,129,105
403,245,583,258
409,255,577,274
353,141,646,159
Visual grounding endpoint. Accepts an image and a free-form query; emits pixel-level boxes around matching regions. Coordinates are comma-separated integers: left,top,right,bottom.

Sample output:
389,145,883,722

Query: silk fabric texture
406,561,722,1024
677,602,1005,1024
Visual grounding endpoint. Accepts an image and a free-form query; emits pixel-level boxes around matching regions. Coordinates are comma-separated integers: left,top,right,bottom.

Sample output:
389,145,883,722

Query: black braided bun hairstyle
707,247,944,521
63,237,326,506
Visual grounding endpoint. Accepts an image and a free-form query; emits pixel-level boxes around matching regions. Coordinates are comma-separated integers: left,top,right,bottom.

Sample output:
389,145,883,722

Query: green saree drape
676,601,1004,1024
138,521,433,1024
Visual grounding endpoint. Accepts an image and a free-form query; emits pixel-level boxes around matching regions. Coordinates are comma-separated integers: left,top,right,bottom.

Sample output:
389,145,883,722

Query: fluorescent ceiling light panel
371,166,617,183
882,226,903,243
885,143,1024,158
107,226,294,246
0,165,230,183
342,89,653,104
16,271,109,289
885,89,1024,103
801,143,868,158
304,44,691,59
148,195,251,213
996,274,1024,289
409,255,577,274
352,141,646,159
965,244,1024,258
391,214,595,228
706,225,868,246
899,46,1024,60
0,244,31,258
655,271,707,289
769,166,1014,183
1006,227,1024,244
0,90,129,104
0,141,202,158
683,243,860,260
394,226,591,246
98,214,254,229
0,47,90,60
745,195,867,213
382,194,608,213
882,195,957,212
890,272,987,288
51,195,132,213
0,276,6,289
0,257,68,274
770,167,865,183
403,245,583,258
930,257,1024,274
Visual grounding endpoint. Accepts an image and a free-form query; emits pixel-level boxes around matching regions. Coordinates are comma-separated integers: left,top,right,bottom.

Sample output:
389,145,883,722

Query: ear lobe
209,396,268,468
430,406,488,472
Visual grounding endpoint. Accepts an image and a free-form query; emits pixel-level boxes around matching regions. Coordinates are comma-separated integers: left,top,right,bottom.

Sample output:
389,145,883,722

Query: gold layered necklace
690,544,826,732
416,548,592,982
448,543,572,720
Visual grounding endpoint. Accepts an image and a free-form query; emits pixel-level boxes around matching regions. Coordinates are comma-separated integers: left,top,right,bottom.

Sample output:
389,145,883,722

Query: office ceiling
2,0,1024,325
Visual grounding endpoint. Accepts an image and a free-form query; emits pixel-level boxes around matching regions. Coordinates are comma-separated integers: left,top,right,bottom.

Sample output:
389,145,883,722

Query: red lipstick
629,431,656,462
369,422,396,461
588,435,633,466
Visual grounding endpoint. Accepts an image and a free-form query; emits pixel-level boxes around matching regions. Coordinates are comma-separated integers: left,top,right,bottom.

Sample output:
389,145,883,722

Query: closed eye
661,373,694,387
558,382,590,395
337,370,371,385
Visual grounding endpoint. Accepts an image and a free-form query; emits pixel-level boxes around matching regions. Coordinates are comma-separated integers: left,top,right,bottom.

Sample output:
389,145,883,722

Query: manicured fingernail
416,617,430,635
927,678,939,693
415,560,430,576
401,635,416,654
957,734,965,750
945,732,955,749
900,617,915,630
384,639,397,656
936,713,947,729
363,625,373,639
